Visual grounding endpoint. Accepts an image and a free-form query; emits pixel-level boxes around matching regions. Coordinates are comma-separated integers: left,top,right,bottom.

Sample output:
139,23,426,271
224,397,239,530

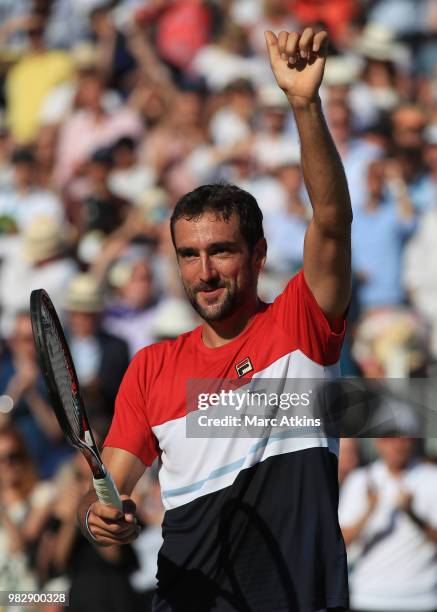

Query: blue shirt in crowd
352,198,416,309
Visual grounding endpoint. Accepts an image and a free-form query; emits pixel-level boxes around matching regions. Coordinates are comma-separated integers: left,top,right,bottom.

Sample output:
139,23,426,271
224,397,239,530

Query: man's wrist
286,93,321,111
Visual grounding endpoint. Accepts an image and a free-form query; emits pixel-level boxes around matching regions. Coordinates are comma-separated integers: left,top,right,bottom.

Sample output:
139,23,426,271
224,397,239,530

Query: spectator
262,155,308,276
0,147,65,232
325,98,382,211
403,201,437,360
89,5,137,96
0,217,77,338
191,21,264,92
352,308,429,378
339,439,360,487
0,425,56,602
0,313,72,478
208,78,255,147
390,104,430,212
103,252,162,357
339,436,437,611
66,147,130,237
135,0,213,79
349,24,404,131
41,452,139,612
4,13,73,143
141,87,205,176
352,159,416,310
411,123,437,213
55,70,142,187
252,84,295,172
63,273,130,439
108,136,155,204
293,0,356,44
39,42,122,129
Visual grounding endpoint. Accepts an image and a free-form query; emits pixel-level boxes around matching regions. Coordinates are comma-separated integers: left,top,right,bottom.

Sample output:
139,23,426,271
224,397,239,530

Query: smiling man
78,28,352,612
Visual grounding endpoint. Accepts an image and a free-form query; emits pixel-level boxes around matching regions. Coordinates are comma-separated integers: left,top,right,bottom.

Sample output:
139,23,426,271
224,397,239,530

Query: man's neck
200,296,261,348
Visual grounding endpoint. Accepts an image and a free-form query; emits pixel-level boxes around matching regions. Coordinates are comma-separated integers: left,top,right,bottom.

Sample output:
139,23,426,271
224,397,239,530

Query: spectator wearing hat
348,24,404,132
102,253,163,357
63,273,130,439
252,84,296,173
0,216,77,339
339,435,437,611
150,297,198,342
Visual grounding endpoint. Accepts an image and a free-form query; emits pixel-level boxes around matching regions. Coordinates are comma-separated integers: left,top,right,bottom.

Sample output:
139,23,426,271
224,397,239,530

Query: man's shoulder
409,460,437,483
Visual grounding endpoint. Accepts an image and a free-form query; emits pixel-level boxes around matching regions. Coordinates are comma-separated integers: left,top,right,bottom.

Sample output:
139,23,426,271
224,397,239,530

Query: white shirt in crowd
0,188,65,231
339,460,437,611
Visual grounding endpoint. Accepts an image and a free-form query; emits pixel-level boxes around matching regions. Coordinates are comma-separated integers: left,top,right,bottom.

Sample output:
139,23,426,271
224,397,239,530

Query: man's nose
199,254,217,282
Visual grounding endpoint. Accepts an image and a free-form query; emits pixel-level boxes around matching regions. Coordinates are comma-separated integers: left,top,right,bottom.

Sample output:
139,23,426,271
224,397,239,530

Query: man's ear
253,237,267,272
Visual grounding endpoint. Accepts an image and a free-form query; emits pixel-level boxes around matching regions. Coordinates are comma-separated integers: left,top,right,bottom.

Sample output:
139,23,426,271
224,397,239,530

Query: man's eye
212,248,229,255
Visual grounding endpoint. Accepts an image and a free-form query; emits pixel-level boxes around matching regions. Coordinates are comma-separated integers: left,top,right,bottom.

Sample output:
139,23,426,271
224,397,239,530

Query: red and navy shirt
104,270,349,611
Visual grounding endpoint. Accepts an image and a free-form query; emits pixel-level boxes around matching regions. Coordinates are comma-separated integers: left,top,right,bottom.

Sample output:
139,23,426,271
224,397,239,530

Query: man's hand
265,28,328,106
86,496,141,546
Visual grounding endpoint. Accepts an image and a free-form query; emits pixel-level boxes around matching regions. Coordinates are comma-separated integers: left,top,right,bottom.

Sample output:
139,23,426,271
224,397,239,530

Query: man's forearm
289,95,352,234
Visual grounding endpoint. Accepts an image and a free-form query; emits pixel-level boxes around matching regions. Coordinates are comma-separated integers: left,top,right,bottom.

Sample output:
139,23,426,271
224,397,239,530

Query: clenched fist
265,28,328,106
86,495,141,546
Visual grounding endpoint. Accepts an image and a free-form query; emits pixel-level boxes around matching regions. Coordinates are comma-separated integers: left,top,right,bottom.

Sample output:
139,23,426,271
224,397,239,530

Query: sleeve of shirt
270,269,347,365
411,467,437,529
338,469,368,527
103,349,158,467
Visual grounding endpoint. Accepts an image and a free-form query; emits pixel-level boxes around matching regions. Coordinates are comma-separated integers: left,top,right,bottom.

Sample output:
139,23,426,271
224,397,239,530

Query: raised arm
265,29,352,323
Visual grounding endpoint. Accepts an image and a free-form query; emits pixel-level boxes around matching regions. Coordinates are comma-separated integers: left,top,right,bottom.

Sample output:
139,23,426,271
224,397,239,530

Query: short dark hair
170,183,264,253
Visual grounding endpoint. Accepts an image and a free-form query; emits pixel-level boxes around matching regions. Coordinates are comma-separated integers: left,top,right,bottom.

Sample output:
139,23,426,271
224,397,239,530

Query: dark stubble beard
183,278,243,322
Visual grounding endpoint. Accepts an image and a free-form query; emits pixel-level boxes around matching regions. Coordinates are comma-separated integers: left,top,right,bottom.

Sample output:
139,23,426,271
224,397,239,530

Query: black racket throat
30,289,104,479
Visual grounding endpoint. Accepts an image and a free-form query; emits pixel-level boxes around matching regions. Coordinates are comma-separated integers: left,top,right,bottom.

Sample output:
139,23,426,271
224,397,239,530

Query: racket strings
41,302,83,438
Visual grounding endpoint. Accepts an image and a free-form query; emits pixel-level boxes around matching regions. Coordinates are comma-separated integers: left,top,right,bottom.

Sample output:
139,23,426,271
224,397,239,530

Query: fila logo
235,356,254,378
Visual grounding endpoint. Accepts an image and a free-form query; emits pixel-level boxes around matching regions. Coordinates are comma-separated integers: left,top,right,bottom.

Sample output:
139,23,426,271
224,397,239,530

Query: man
339,437,437,611
63,273,130,439
78,28,352,611
4,13,73,143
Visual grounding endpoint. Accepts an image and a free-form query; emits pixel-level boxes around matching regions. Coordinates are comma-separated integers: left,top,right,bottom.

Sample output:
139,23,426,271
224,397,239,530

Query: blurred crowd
0,0,437,610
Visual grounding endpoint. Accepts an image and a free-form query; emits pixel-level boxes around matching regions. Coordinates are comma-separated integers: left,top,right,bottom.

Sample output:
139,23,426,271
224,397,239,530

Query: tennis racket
30,288,123,510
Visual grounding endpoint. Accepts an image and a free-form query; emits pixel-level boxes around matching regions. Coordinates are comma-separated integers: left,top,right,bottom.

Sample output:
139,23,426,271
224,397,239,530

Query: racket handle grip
93,471,123,510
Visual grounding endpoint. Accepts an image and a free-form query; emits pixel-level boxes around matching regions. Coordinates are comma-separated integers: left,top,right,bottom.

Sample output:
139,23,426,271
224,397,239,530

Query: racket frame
30,288,105,479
